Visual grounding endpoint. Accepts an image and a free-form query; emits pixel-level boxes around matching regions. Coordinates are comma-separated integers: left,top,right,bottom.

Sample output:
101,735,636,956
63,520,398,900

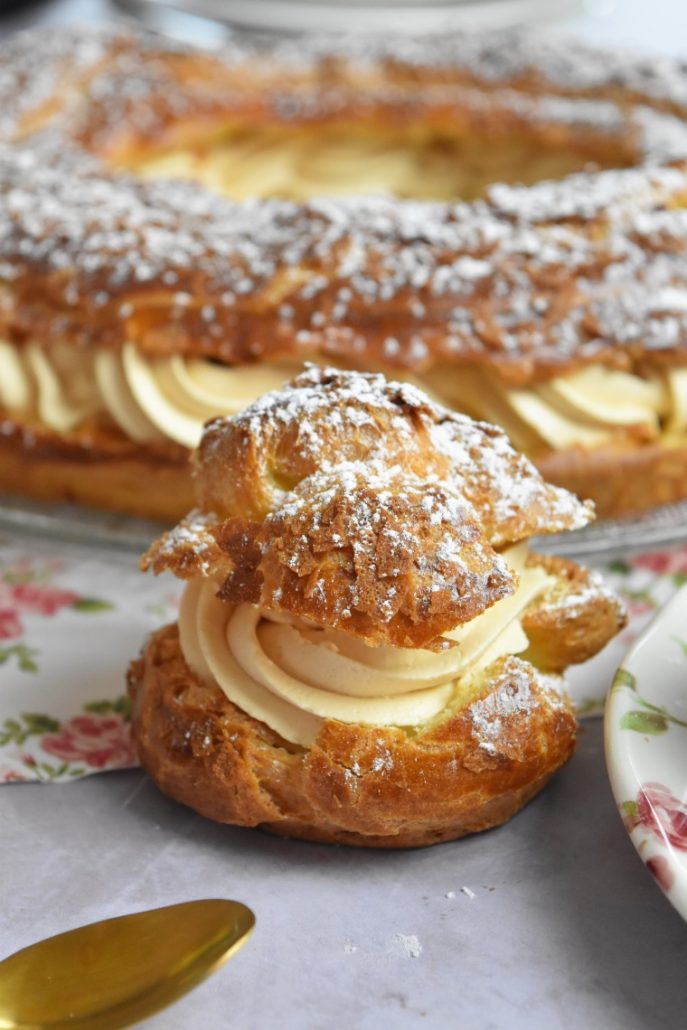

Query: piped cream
177,543,554,747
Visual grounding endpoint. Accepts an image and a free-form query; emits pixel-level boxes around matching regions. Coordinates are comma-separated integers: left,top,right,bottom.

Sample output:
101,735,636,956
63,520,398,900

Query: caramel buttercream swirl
2,339,685,459
0,339,680,448
423,362,671,453
0,340,32,413
99,345,312,447
133,127,497,204
136,132,435,202
0,337,310,445
178,543,554,747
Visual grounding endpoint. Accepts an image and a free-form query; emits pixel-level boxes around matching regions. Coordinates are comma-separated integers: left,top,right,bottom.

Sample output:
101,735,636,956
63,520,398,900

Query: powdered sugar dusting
393,934,423,959
145,508,220,576
183,368,593,642
535,567,617,620
1,27,687,379
234,365,591,546
468,656,566,753
469,662,535,751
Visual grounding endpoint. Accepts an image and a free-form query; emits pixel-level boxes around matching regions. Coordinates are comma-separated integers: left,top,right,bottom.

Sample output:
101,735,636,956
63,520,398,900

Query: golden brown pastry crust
521,554,626,672
537,440,687,521
0,417,191,521
128,624,577,848
190,371,588,536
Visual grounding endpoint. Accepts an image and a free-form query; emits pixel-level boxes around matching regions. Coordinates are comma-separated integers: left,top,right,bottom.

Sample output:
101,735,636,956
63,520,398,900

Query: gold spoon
0,899,254,1030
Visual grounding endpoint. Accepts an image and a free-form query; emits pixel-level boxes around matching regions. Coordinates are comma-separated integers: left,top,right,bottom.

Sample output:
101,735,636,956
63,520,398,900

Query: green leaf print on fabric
83,695,132,721
0,644,39,672
70,598,114,613
620,589,657,610
21,756,86,781
0,712,60,746
607,560,632,576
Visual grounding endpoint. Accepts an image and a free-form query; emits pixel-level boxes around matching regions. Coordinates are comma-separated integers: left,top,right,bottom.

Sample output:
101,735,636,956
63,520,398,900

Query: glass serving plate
1,492,686,561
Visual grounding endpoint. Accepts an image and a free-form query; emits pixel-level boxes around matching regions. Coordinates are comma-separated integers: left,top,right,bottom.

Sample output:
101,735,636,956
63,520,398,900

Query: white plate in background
114,0,585,35
606,585,687,921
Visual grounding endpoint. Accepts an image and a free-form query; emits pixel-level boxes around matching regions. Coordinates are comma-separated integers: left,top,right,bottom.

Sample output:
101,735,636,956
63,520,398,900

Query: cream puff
128,367,625,847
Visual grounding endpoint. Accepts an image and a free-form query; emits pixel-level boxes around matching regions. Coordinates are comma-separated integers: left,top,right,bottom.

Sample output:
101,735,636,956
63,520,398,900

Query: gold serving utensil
0,898,254,1030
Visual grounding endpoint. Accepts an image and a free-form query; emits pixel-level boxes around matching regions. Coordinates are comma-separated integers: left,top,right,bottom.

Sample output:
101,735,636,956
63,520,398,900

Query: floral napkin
0,532,178,783
1,528,686,784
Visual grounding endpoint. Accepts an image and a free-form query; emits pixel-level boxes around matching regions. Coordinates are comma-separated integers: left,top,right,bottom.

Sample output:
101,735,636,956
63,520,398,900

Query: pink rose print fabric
0,609,21,642
0,536,180,782
42,714,137,770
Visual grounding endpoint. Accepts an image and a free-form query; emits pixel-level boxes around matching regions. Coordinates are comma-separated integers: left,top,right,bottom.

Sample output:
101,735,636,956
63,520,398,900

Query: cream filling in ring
0,338,685,454
0,339,310,448
177,543,554,747
133,131,481,203
421,362,670,453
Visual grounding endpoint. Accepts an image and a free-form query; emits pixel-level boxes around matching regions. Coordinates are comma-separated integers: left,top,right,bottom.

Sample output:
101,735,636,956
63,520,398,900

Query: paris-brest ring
1,25,687,519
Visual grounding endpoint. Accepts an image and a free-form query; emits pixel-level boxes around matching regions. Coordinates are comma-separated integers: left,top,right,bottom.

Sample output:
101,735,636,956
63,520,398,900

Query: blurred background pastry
1,24,687,520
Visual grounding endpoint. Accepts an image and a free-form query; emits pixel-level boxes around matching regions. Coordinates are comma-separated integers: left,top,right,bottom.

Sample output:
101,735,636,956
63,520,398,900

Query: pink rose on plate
42,715,136,770
636,782,687,851
10,583,78,616
646,854,676,893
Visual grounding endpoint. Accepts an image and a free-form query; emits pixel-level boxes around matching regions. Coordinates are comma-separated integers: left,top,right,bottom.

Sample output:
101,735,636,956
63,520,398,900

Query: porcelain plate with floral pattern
606,583,687,917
